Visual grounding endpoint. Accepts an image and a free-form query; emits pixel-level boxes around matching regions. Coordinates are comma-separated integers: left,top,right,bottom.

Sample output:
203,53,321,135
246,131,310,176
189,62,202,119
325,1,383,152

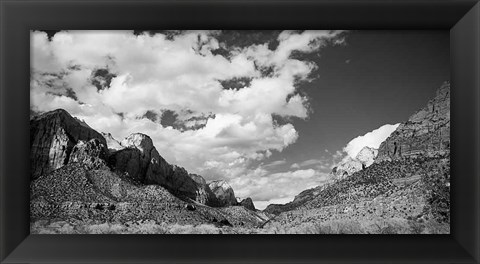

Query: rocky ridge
30,162,265,229
30,109,107,179
208,180,238,206
262,82,450,233
239,197,256,211
30,109,243,209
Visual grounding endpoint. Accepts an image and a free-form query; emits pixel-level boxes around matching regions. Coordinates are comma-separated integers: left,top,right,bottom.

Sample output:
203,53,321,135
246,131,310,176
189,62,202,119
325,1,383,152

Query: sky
30,30,449,209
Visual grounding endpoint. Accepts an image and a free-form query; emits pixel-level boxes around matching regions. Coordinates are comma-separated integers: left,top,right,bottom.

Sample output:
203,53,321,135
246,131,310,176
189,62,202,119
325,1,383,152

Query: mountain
331,146,378,179
262,82,450,233
30,109,242,208
376,81,450,162
101,132,122,152
30,109,107,179
356,146,378,167
208,180,238,206
239,197,256,211
30,162,265,229
30,109,268,232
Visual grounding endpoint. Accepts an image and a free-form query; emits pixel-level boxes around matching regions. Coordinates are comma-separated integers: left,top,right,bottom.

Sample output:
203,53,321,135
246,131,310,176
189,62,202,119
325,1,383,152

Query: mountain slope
262,82,450,233
31,163,265,228
30,109,266,232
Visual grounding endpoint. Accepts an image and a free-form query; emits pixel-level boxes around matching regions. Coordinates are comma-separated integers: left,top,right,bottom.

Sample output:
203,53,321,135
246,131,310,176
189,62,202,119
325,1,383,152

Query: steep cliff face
108,133,218,206
240,197,256,211
30,109,237,208
30,109,107,179
109,133,172,184
376,82,450,162
208,180,238,206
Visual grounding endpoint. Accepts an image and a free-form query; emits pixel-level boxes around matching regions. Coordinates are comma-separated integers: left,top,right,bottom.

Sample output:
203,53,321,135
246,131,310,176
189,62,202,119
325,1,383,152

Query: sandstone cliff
240,197,256,211
376,82,450,162
108,133,219,206
208,180,238,206
30,109,107,179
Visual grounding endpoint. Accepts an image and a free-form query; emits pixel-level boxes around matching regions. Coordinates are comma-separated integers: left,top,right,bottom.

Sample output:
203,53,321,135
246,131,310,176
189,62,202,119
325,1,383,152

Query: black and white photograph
29,30,450,234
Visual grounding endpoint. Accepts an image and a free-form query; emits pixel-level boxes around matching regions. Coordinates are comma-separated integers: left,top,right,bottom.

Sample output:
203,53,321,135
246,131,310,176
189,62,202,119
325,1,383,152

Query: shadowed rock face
240,197,256,211
30,109,107,179
376,82,450,162
109,133,172,184
208,180,237,206
108,133,218,206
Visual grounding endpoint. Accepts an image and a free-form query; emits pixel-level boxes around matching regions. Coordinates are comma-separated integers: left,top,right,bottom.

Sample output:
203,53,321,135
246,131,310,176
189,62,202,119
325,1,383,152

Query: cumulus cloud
30,30,345,207
343,123,400,159
231,168,330,210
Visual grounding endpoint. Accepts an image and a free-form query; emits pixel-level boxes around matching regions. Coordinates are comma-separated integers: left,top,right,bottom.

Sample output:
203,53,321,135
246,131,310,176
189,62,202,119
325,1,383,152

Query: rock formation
376,81,450,162
68,138,108,170
208,180,237,206
30,109,107,179
30,162,264,228
356,146,378,167
101,132,123,152
331,146,378,179
108,133,218,206
240,197,256,211
262,81,451,233
109,133,171,183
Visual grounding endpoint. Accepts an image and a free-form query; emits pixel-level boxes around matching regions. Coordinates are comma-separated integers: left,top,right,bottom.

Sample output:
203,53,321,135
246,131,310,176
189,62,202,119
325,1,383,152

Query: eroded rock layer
30,109,107,179
376,82,450,162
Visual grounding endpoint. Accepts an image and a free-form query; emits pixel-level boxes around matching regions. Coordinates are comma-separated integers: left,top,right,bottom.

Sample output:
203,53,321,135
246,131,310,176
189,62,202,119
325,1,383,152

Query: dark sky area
263,30,449,171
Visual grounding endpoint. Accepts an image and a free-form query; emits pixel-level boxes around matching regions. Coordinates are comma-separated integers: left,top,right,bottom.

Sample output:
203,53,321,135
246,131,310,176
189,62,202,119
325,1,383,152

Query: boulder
30,109,107,179
208,180,237,206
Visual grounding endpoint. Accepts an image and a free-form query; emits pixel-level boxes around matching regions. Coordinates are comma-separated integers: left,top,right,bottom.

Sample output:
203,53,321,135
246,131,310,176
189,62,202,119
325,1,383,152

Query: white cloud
230,168,330,210
343,123,400,159
30,30,345,205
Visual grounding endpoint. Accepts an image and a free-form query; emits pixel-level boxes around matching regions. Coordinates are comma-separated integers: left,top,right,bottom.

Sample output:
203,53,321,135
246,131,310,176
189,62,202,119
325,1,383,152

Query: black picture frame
1,0,479,263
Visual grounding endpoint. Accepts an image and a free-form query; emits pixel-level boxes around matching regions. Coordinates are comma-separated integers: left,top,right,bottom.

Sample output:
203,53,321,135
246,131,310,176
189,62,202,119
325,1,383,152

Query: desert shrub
166,224,221,234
